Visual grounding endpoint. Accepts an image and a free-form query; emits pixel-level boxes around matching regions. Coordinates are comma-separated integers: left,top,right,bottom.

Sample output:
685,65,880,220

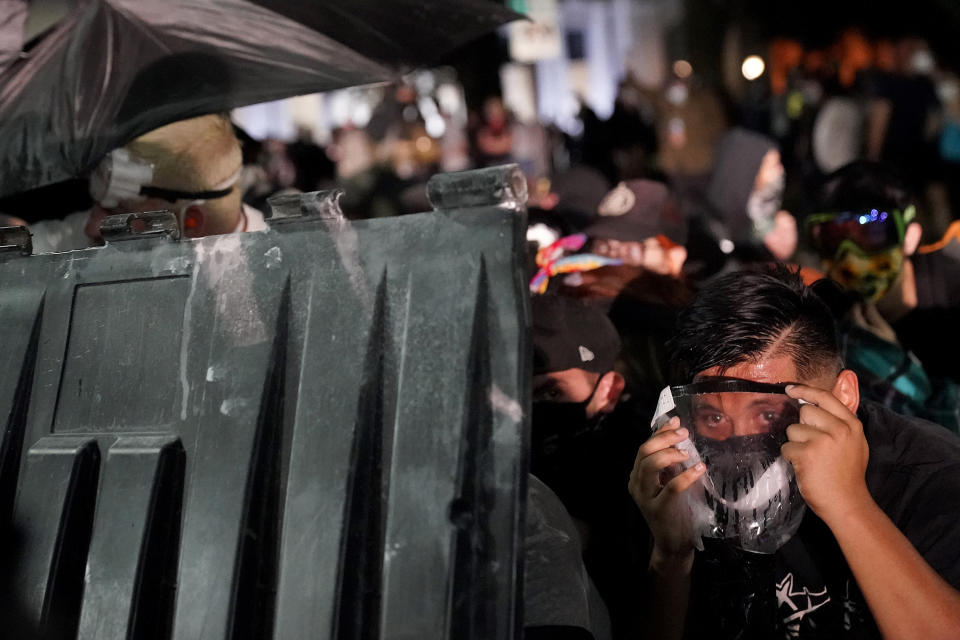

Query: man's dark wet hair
818,160,912,213
667,266,843,383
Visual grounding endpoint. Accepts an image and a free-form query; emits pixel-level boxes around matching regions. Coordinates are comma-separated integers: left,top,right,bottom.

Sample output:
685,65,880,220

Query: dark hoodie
703,127,777,243
894,226,960,382
684,128,778,281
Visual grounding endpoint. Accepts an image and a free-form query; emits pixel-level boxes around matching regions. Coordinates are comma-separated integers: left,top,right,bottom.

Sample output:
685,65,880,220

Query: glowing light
719,239,735,254
415,136,432,153
859,215,869,224
673,59,693,79
741,55,766,81
425,114,446,138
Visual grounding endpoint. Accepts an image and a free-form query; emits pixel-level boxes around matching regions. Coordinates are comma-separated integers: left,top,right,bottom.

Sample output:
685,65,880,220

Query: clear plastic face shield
651,379,805,554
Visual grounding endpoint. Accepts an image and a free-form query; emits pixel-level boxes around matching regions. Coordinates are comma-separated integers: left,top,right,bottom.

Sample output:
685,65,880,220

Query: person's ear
666,246,687,276
592,371,625,415
182,205,205,238
832,369,860,414
903,221,923,256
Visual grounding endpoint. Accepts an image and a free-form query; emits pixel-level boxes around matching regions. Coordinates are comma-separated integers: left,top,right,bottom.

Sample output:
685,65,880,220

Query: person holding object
628,266,960,639
29,114,266,253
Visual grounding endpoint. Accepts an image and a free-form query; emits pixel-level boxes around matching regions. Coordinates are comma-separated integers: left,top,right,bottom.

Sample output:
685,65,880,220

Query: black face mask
695,431,802,551
530,384,604,474
696,432,784,489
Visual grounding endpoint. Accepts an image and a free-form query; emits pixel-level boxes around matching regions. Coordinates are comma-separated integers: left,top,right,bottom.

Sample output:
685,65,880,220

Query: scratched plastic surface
0,166,530,639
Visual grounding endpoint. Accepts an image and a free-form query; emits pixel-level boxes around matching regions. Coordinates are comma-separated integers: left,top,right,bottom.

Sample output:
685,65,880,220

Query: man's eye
535,388,563,402
697,412,725,427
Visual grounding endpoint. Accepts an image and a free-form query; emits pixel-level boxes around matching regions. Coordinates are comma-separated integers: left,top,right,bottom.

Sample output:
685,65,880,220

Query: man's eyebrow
692,400,723,413
747,398,786,409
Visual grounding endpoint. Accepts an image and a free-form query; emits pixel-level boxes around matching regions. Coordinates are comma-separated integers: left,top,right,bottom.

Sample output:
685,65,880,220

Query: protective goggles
651,379,805,554
806,205,915,258
89,148,239,209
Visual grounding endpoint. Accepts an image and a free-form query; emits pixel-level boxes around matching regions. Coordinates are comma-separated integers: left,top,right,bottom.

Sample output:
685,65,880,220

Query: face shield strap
651,379,790,428
139,184,234,203
90,147,241,208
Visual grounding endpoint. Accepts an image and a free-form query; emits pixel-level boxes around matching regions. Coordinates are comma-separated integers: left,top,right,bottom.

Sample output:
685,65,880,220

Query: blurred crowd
2,28,960,640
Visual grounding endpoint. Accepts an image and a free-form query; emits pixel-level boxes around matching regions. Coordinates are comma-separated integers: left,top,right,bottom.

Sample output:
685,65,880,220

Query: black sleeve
899,464,960,590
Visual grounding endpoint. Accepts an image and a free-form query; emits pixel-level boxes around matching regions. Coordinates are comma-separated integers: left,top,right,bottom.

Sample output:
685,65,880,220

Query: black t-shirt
685,401,960,639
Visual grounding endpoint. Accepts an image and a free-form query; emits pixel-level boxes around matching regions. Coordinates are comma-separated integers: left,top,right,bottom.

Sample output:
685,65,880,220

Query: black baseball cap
532,295,621,375
584,179,688,245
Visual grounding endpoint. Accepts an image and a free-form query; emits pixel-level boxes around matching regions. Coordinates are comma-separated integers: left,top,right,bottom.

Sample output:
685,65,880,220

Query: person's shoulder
860,402,960,589
861,401,960,453
860,400,960,482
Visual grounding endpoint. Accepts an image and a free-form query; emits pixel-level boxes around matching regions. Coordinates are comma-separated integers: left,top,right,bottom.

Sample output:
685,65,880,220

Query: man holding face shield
649,380,805,556
629,266,960,639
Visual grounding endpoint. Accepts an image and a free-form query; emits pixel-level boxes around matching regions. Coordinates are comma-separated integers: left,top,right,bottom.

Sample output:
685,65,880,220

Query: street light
741,55,765,81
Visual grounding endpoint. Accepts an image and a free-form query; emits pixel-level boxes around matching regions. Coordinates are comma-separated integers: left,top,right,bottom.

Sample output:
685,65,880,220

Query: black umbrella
0,0,520,198
252,0,523,68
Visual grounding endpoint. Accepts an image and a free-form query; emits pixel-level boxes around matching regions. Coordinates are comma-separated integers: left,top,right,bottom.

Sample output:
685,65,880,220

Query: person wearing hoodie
685,128,798,281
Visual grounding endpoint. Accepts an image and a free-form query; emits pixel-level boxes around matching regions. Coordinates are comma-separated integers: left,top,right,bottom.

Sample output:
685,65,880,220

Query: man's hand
628,418,707,564
782,384,871,525
785,384,960,640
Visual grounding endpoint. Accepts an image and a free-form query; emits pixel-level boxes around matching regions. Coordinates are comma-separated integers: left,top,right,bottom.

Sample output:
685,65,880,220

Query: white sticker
578,345,595,363
597,182,635,217
651,386,676,429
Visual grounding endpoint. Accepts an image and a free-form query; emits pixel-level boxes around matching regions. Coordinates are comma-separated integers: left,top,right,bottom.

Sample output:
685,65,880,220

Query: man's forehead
695,355,801,385
692,392,790,411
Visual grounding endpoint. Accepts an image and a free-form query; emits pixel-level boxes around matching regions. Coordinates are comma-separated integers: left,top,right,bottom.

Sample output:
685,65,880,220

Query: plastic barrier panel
0,165,530,640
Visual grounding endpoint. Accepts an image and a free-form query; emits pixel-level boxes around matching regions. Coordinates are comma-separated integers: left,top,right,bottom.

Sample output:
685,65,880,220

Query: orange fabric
916,221,960,255
655,234,679,250
798,265,826,286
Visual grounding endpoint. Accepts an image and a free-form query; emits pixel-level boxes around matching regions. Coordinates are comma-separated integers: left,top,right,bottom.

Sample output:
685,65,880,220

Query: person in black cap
532,295,624,417
583,179,689,279
531,295,649,639
554,181,696,433
532,295,626,510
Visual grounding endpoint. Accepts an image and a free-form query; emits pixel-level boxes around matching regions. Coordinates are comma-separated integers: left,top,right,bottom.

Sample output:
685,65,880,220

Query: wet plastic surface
0,0,520,198
0,165,530,639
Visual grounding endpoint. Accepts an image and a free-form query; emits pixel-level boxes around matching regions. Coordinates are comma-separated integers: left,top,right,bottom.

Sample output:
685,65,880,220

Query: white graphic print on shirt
776,573,831,638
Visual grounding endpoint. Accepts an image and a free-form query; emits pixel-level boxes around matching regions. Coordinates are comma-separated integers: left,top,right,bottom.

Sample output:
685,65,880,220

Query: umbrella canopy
0,0,520,198
252,0,523,69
